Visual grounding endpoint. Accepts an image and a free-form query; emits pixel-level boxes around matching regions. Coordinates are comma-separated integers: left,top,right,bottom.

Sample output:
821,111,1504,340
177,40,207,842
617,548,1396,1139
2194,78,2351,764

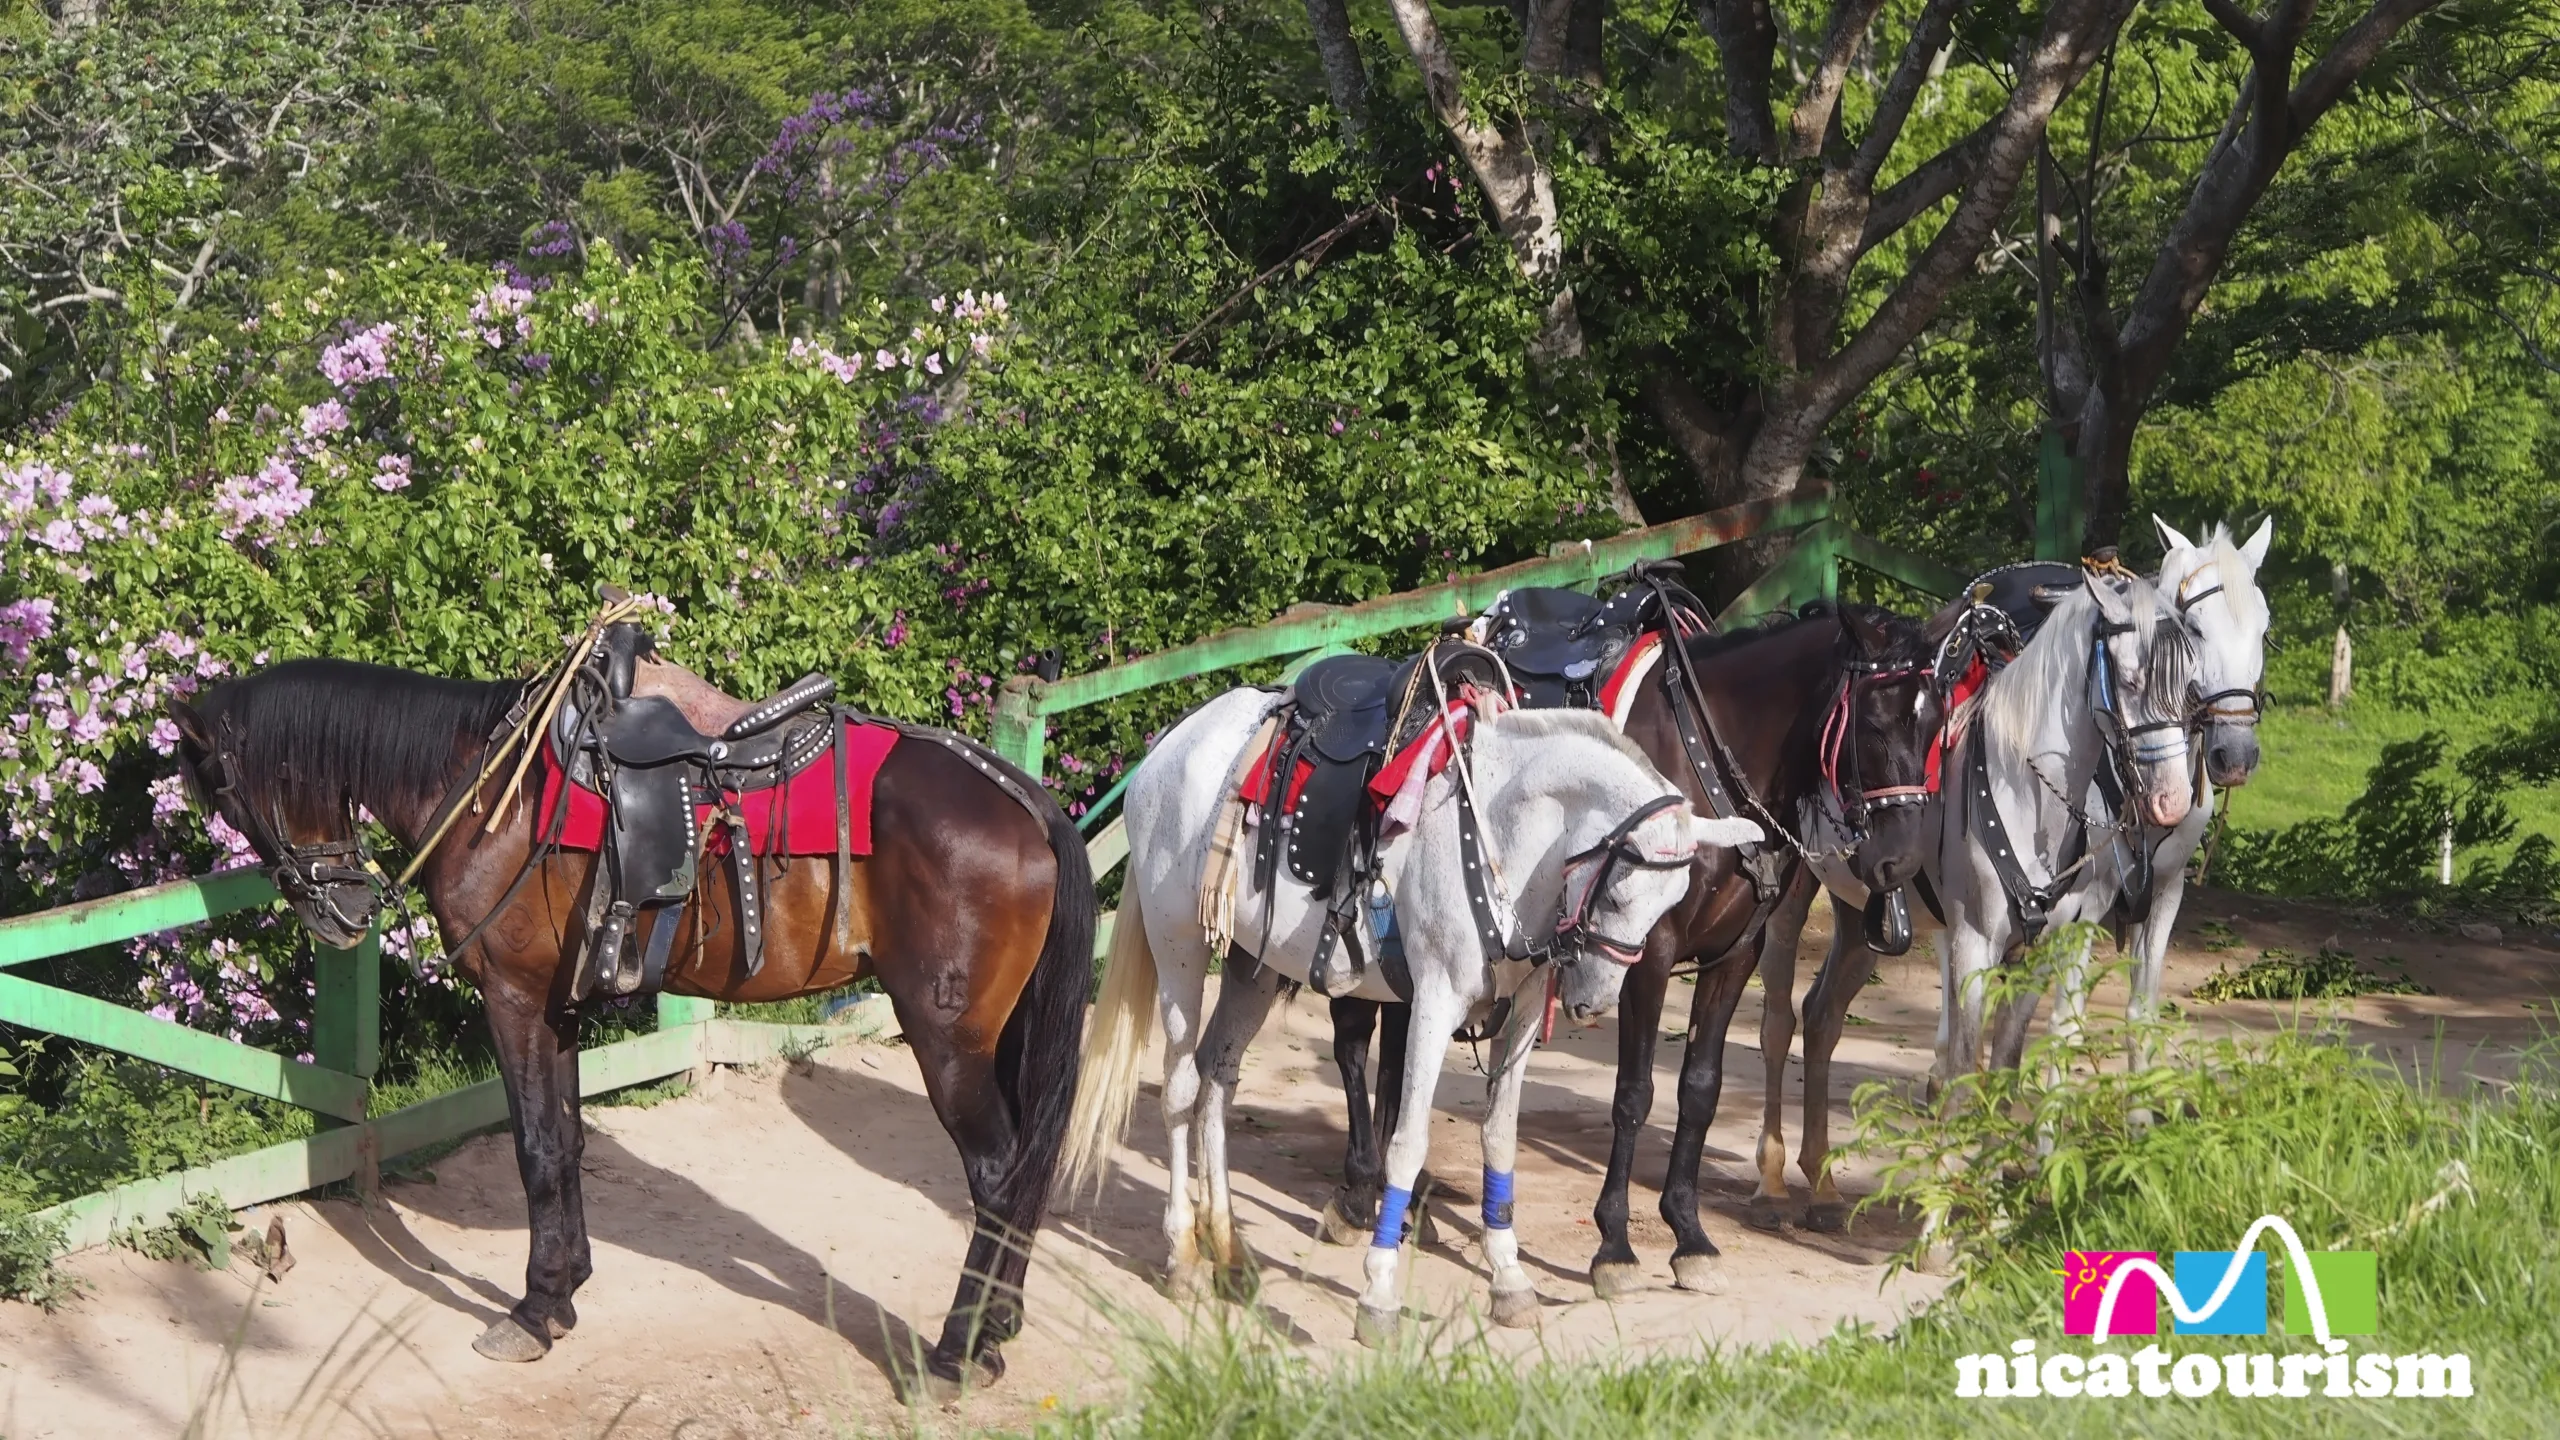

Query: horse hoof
1317,1198,1370,1247
1490,1286,1540,1329
1744,1195,1789,1231
1165,1261,1214,1303
911,1355,1001,1408
1354,1303,1400,1348
472,1317,550,1363
1803,1201,1851,1234
1590,1261,1644,1301
1670,1252,1724,1294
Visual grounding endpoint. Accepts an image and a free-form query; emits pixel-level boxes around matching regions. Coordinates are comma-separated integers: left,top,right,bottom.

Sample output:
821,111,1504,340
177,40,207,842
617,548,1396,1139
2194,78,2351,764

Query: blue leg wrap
1482,1168,1516,1230
1372,1184,1413,1250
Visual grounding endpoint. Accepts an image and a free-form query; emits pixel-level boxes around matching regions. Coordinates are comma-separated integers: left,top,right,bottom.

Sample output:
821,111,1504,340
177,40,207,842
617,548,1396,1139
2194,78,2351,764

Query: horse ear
2152,515,2196,553
1690,813,1764,853
166,699,213,751
2084,571,2136,625
1839,605,1891,656
2239,515,2273,569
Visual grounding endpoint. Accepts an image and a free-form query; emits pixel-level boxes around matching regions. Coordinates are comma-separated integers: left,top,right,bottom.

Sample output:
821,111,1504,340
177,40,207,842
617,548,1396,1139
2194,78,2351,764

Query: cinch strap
1482,1169,1516,1230
1373,1184,1414,1250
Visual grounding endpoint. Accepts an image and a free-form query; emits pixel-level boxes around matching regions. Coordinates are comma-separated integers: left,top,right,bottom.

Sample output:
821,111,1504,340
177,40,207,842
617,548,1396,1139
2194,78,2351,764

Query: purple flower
36,517,82,553
372,454,413,492
300,400,351,439
211,456,313,543
319,323,396,387
63,758,104,793
526,220,580,258
0,597,56,667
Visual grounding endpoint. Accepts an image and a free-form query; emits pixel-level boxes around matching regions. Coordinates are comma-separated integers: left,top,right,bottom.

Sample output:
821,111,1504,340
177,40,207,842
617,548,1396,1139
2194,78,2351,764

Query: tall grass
1029,1007,2558,1438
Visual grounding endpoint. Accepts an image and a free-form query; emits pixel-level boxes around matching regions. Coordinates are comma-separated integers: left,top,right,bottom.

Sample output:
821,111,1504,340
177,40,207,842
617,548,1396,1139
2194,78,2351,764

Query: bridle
2089,613,2192,771
184,719,391,936
2174,561,2265,729
1549,792,1692,967
1818,657,1938,842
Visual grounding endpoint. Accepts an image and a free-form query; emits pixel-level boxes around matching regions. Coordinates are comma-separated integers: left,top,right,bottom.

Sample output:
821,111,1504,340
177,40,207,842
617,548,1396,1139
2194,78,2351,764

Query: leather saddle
555,622,847,1001
1250,636,1506,996
1476,582,1654,708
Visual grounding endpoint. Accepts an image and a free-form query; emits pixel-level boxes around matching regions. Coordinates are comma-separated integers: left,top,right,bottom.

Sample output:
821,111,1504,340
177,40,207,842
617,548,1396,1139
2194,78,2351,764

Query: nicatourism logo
1954,1215,2472,1400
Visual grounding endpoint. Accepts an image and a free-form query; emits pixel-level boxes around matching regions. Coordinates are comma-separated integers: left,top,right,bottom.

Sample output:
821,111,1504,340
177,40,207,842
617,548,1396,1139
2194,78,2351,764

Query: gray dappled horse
1060,689,1759,1340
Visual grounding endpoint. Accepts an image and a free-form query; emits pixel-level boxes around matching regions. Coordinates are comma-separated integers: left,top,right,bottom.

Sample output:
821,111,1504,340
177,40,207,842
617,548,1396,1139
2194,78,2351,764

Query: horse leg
1747,870,1817,1230
1797,892,1871,1232
1319,997,1383,1245
1589,949,1669,1299
1659,942,1759,1293
473,978,591,1363
1938,910,2000,1086
1193,963,1282,1299
1476,992,1544,1328
1372,1001,1433,1247
1356,988,1461,1346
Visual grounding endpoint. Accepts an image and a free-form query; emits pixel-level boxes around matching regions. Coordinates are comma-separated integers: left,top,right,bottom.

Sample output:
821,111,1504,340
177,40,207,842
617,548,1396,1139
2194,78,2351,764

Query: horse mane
195,658,526,823
1979,583,2107,759
1481,704,1660,775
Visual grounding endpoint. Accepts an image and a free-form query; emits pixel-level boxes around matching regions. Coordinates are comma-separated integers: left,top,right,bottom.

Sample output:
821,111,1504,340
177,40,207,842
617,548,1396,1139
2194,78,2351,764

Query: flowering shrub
0,251,1004,1055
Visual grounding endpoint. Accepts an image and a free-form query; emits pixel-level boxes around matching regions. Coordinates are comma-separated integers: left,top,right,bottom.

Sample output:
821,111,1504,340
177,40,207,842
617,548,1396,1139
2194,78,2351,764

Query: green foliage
0,1207,77,1310
110,1190,238,1270
2191,947,2429,1003
0,1043,310,1217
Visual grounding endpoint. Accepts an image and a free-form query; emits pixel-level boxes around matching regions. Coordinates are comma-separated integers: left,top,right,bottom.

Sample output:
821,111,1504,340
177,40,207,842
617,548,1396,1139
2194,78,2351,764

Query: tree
1370,0,2142,587
2042,0,2452,547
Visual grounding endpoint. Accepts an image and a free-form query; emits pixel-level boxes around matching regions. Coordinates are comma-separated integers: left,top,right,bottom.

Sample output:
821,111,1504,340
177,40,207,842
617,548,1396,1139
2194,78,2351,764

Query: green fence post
312,931,381,1198
990,678,1047,779
312,934,380,1086
2035,428,2085,562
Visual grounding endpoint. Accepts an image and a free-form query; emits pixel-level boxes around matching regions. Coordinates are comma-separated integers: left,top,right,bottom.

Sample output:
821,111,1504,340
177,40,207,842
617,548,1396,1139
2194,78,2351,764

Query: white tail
1059,886,1159,1195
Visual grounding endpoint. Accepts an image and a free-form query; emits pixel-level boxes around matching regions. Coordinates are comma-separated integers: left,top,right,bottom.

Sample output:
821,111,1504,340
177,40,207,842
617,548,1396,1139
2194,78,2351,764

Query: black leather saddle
1249,637,1507,996
1475,582,1656,707
554,622,847,1001
1933,561,2079,690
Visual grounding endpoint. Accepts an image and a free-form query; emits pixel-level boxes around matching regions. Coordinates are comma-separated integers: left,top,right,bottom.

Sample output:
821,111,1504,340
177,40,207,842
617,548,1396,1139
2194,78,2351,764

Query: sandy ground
1,889,2551,1439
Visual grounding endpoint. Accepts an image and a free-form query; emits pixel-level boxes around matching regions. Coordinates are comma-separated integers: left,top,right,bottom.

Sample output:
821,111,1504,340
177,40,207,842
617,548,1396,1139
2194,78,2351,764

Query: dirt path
2,891,2550,1438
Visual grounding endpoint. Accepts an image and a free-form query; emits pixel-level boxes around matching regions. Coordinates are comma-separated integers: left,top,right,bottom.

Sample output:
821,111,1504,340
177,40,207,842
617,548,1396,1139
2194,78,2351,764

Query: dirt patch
2,888,2549,1438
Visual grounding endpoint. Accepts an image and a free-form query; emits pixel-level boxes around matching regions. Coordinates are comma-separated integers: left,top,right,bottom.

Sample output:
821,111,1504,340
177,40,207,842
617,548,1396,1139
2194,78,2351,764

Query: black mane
1677,602,1930,666
194,658,526,824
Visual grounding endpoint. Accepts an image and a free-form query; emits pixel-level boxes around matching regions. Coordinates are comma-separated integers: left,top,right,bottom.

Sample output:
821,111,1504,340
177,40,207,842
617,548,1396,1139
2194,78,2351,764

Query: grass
1023,1003,2559,1439
2235,701,2560,861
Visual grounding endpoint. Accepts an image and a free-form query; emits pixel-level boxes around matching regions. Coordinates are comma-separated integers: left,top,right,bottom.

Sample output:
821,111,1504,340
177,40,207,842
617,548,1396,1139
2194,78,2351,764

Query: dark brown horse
168,648,1090,1393
1319,605,1946,1292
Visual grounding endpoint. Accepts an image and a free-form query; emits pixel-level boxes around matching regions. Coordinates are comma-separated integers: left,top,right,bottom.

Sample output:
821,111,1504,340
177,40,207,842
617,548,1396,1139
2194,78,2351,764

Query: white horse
1060,688,1758,1341
1751,536,2271,1224
2033,517,2271,1067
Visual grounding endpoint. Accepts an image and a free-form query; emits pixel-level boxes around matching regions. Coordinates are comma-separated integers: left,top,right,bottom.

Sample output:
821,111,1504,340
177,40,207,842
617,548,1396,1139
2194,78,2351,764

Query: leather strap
1965,725,2087,943
833,706,855,958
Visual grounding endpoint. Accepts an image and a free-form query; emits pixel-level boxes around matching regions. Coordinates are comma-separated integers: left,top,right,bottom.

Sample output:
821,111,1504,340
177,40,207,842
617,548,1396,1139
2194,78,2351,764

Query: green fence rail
0,481,1954,1253
0,869,880,1252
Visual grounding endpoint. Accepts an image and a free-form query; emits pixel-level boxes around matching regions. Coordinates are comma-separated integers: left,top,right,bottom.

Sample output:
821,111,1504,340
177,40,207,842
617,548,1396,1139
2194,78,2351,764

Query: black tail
988,796,1096,1233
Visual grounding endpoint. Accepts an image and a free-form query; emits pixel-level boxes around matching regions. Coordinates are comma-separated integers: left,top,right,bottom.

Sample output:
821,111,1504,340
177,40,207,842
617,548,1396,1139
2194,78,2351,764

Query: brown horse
167,645,1091,1393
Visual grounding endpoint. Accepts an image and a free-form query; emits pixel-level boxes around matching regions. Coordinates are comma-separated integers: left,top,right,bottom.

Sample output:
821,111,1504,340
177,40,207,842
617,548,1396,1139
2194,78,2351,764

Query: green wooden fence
0,481,1953,1253
0,877,870,1252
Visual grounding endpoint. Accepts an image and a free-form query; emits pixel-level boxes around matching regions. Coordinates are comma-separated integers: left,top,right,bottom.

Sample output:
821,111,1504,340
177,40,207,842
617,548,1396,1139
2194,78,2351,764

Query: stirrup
1307,907,1366,998
588,899,636,996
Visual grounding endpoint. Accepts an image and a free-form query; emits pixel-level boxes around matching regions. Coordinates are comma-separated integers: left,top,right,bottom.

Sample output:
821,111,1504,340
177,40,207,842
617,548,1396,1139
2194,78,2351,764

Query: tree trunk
2329,625,2352,709
1303,0,1371,144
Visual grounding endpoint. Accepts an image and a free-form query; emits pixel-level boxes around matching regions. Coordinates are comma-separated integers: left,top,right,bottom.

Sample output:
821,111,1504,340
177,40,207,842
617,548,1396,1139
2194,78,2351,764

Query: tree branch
1151,205,1383,379
1849,0,1967,190
1698,0,1781,162
1858,121,1991,251
1303,0,1373,143
2198,0,2263,52
2291,0,2442,123
1786,0,1892,163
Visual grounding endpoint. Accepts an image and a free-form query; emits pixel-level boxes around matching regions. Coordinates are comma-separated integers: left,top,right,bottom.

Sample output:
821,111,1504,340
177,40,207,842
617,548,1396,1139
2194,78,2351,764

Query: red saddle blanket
536,719,902,856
